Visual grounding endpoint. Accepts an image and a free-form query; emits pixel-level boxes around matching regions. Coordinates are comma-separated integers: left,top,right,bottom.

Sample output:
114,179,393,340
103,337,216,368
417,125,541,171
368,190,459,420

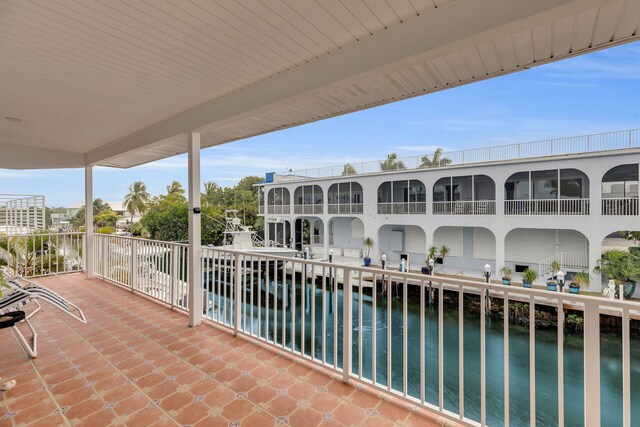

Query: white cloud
0,170,42,178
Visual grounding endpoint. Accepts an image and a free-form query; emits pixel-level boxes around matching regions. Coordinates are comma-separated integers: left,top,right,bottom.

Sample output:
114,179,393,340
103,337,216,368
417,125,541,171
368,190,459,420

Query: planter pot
569,285,580,294
363,257,371,267
523,281,532,288
421,267,430,274
623,282,637,299
502,278,511,286
546,282,558,292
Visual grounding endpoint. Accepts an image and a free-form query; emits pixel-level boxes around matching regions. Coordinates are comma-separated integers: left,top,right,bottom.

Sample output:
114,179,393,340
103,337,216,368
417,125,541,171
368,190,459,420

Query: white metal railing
504,199,590,215
267,205,291,215
0,194,46,233
377,202,427,214
433,201,496,215
538,252,589,276
0,232,83,278
94,236,639,427
327,203,363,215
93,234,189,311
602,197,639,215
293,204,323,215
289,128,640,179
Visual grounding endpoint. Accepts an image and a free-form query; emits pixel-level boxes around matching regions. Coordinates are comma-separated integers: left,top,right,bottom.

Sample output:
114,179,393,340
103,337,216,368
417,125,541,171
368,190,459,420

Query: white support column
188,132,202,327
495,230,505,273
84,165,94,279
323,218,330,258
588,234,602,292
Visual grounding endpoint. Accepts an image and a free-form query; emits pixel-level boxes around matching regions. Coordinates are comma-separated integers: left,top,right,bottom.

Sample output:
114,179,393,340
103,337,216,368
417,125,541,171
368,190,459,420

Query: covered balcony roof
2,0,639,170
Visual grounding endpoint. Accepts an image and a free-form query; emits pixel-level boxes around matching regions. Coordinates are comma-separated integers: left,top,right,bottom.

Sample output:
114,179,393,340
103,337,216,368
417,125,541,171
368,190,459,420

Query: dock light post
557,271,565,293
381,254,387,296
329,249,333,263
428,258,434,304
484,264,492,314
304,246,310,260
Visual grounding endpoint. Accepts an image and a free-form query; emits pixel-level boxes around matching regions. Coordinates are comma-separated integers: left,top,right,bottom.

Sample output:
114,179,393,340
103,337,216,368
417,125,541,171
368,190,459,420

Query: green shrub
97,226,116,234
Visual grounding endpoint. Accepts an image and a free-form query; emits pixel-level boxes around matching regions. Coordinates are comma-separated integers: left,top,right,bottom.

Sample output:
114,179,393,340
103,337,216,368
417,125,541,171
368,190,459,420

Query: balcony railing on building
328,203,363,215
0,232,84,278
602,197,639,215
8,231,640,426
293,204,323,215
504,199,590,215
267,205,290,215
433,200,496,215
377,202,427,214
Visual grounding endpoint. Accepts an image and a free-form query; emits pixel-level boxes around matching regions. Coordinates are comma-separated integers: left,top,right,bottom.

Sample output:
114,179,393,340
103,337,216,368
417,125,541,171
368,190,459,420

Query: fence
91,232,637,427
504,199,590,215
602,198,639,215
288,129,640,179
538,252,589,276
93,234,189,311
433,201,496,215
0,232,83,278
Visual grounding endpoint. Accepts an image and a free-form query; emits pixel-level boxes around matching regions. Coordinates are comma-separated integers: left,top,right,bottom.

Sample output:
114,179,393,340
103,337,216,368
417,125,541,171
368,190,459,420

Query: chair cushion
0,311,26,329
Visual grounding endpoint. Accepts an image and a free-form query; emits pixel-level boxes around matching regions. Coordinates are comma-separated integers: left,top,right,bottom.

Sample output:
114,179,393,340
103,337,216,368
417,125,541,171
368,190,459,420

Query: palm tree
202,181,221,205
439,245,450,264
123,181,150,222
380,153,406,171
342,164,357,176
166,181,185,198
420,148,452,168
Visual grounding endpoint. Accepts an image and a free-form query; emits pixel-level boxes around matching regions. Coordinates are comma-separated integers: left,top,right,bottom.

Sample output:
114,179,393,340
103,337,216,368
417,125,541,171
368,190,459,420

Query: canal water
208,278,639,426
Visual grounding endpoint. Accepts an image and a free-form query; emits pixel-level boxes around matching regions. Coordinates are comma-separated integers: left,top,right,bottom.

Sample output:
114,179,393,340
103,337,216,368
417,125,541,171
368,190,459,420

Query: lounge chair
0,274,87,358
6,275,87,324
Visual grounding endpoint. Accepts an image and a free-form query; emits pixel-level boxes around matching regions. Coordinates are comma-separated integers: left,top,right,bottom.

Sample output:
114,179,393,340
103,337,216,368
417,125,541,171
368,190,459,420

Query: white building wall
474,228,496,260
434,227,463,257
259,149,640,290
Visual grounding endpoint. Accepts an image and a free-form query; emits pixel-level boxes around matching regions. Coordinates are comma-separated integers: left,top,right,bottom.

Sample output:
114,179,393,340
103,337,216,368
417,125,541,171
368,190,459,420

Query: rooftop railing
286,128,640,180
0,194,46,233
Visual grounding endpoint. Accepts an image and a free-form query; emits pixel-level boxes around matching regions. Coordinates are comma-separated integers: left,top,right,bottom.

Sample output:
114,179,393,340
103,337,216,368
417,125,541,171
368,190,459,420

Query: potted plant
439,245,450,265
500,266,513,286
569,271,590,294
522,268,537,288
594,250,640,299
363,237,374,267
546,260,560,291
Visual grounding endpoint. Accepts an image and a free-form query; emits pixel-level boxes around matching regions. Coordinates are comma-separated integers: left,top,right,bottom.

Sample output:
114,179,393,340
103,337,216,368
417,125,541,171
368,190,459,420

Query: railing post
130,239,138,292
171,245,179,309
342,267,353,383
583,301,601,426
234,252,243,337
101,236,107,278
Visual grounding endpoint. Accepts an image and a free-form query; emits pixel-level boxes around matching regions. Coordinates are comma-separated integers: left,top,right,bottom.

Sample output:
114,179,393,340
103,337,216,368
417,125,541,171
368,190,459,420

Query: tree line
68,176,264,245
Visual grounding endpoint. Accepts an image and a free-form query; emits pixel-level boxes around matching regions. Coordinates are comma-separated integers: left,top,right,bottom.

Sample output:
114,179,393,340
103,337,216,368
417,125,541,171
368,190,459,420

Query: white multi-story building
258,129,640,290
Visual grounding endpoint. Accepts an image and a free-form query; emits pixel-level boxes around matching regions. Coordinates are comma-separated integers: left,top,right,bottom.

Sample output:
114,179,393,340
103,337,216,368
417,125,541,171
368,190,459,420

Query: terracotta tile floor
0,274,448,427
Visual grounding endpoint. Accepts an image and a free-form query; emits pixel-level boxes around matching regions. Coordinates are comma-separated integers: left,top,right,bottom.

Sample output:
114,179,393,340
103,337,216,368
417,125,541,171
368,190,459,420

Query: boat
204,210,298,257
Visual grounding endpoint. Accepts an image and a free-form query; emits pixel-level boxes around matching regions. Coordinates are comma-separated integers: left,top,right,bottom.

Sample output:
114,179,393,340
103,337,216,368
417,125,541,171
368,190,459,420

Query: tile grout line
49,277,420,426
7,326,73,427
41,295,181,426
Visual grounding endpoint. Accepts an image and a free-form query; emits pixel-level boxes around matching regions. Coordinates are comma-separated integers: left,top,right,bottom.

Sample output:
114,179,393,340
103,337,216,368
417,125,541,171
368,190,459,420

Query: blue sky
3,41,640,207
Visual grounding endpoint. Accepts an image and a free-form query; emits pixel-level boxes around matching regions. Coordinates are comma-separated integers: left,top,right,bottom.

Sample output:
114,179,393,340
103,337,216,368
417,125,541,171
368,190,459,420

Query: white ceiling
1,0,639,169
